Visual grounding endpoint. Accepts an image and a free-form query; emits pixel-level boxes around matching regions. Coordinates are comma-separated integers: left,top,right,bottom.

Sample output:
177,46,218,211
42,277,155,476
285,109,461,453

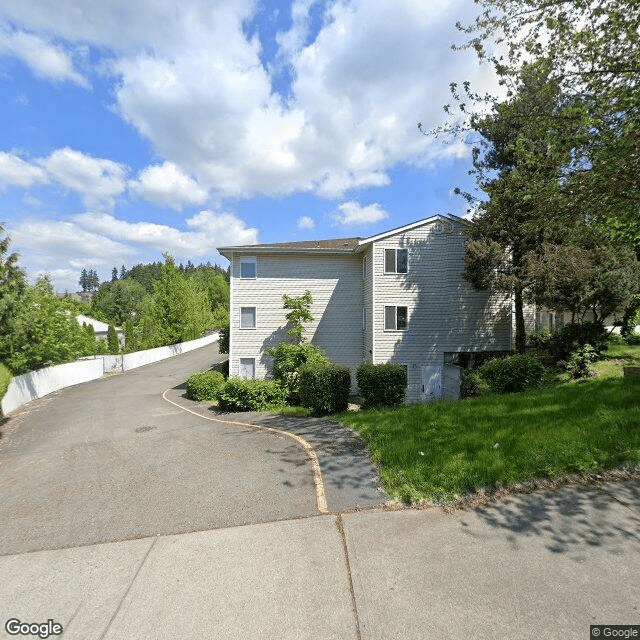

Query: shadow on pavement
465,481,640,558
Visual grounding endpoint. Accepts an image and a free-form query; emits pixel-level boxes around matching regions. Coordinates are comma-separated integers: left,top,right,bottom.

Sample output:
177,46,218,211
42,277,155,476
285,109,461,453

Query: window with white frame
384,305,407,330
239,358,255,379
362,256,368,280
384,248,408,274
363,307,367,330
240,257,257,279
240,306,256,329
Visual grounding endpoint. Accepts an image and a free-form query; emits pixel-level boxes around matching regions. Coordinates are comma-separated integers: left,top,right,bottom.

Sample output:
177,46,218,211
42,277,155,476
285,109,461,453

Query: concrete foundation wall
1,333,219,416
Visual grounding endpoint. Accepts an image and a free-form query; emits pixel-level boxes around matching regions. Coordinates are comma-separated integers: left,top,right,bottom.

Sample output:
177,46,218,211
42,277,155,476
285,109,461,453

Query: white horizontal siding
371,219,511,402
230,252,363,384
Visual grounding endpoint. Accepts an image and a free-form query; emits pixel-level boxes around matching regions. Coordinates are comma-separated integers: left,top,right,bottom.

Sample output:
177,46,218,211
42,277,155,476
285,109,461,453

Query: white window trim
384,305,408,331
240,306,257,330
240,256,257,279
383,248,408,274
363,307,367,330
362,256,367,280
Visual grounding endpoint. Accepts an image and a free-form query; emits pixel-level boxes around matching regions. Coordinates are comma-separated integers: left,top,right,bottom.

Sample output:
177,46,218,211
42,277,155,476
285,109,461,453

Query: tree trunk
514,286,526,354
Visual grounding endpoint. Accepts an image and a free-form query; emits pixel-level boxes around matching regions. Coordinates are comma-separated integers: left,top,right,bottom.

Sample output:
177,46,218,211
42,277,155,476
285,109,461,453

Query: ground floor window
239,358,255,379
384,305,407,330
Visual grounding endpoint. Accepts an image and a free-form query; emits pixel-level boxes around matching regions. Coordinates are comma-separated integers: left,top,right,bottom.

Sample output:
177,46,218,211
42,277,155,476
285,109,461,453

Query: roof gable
357,214,465,248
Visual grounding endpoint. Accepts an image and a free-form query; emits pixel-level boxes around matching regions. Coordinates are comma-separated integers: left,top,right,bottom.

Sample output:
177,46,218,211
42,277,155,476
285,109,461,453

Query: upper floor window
240,257,257,279
240,306,256,329
384,248,408,274
362,256,368,280
384,305,408,331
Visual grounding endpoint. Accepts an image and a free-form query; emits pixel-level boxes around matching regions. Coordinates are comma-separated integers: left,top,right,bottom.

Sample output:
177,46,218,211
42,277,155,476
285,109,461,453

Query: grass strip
336,372,640,503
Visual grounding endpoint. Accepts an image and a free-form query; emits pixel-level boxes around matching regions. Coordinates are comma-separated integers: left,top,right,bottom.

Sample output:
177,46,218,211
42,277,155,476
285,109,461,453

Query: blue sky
0,0,498,292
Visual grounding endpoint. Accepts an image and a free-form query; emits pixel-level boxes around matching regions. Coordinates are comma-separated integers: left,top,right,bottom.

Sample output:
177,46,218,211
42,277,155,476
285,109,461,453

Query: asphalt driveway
0,344,383,555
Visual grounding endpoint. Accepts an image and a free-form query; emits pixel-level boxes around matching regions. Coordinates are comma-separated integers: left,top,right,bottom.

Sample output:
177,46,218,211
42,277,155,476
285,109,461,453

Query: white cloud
40,148,127,209
0,24,89,87
9,209,257,291
332,201,388,227
72,210,257,257
129,162,208,210
297,215,315,230
0,0,499,199
0,152,47,189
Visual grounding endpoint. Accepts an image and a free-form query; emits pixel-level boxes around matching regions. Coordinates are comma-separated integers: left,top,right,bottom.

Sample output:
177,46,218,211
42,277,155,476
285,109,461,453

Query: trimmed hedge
356,363,407,408
298,363,351,415
186,369,226,402
477,354,545,394
217,378,287,412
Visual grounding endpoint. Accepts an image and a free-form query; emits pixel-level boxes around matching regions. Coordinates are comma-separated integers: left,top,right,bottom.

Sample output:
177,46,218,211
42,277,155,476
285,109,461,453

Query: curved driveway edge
162,387,329,514
162,386,388,514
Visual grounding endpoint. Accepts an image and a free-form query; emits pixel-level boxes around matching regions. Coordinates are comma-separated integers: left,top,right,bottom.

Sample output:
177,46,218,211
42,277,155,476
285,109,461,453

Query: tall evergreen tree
79,268,89,292
111,267,118,282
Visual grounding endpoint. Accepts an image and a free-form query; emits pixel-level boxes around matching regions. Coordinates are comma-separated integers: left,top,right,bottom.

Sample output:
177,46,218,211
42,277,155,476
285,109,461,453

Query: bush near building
217,378,287,412
477,354,545,394
356,363,407,408
298,363,351,416
186,370,226,402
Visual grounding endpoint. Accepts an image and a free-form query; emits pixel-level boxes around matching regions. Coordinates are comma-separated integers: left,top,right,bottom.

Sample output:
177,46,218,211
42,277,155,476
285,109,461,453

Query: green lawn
336,345,640,504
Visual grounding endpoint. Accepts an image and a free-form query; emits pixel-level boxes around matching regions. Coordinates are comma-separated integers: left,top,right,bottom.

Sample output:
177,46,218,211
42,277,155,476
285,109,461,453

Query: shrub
621,294,640,337
218,324,229,354
548,322,608,361
625,333,640,345
356,363,407,408
607,332,626,345
298,363,351,415
266,342,329,404
186,369,226,402
565,344,597,379
217,378,287,412
526,328,552,349
107,324,120,354
0,363,12,419
477,354,545,394
460,370,491,398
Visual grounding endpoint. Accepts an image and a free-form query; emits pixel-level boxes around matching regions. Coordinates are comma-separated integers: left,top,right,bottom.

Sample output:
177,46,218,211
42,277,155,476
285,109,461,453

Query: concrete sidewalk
2,480,638,640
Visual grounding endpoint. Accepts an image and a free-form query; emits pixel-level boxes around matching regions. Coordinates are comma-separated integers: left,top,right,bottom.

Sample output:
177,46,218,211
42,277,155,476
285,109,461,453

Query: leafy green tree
282,290,314,343
186,267,230,318
90,278,147,326
5,278,95,374
460,60,577,352
81,323,97,355
525,234,640,324
0,224,27,365
124,262,163,295
136,254,215,348
455,0,640,247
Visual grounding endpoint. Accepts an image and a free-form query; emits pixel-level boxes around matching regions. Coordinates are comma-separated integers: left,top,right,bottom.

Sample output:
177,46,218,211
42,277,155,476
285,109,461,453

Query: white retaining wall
1,332,219,417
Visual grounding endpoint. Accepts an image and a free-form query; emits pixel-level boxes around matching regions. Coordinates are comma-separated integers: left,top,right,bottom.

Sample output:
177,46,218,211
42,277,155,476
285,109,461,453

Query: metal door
421,366,442,403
